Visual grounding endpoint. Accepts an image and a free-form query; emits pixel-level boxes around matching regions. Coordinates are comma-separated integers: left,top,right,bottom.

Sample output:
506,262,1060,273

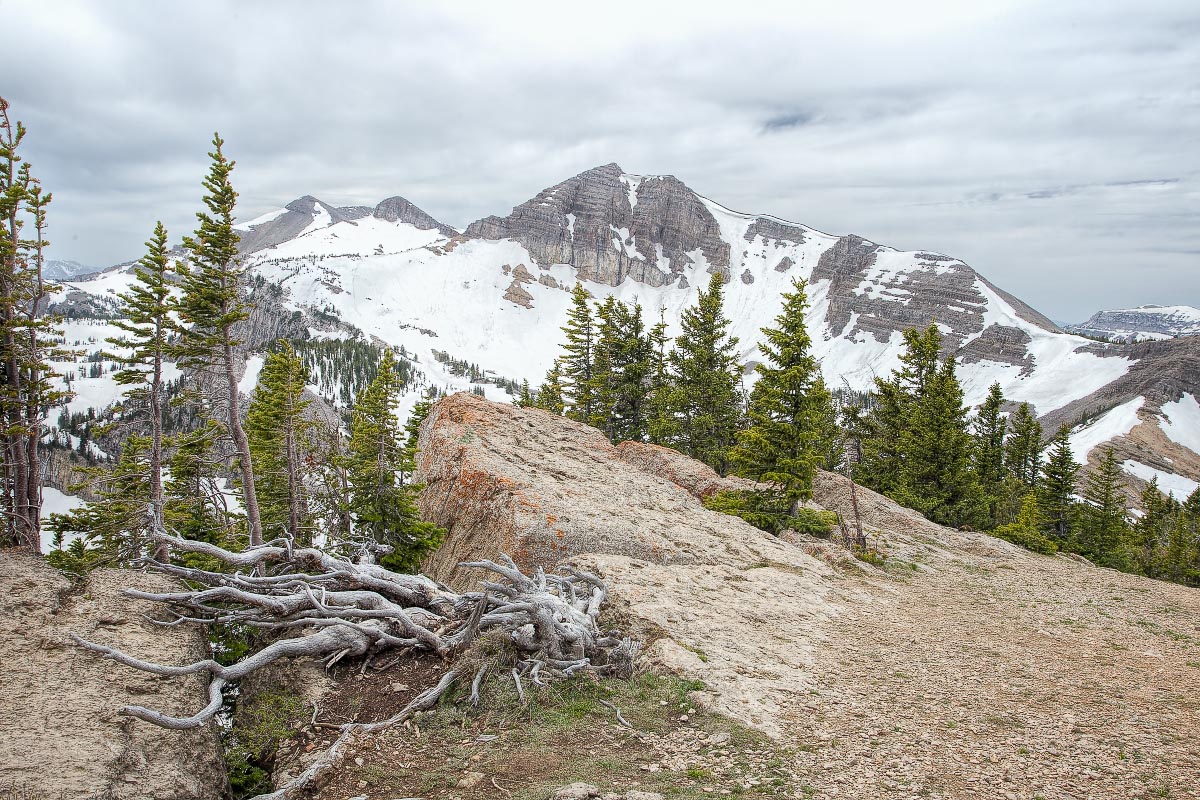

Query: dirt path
785,552,1200,799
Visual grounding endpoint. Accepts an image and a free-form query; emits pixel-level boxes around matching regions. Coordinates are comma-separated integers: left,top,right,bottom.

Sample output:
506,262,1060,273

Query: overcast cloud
5,0,1197,321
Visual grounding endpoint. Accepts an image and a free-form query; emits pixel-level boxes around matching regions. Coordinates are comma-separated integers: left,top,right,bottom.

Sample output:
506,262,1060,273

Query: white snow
619,174,643,210
1068,396,1146,462
239,356,265,396
565,213,576,239
1122,460,1199,499
1159,393,1200,454
962,280,1134,413
234,207,288,231
40,487,87,551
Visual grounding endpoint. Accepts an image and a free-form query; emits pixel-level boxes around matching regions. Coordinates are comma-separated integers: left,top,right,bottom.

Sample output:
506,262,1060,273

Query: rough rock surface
1068,304,1200,341
372,194,458,237
417,393,839,734
417,394,1200,798
464,163,731,287
0,553,226,799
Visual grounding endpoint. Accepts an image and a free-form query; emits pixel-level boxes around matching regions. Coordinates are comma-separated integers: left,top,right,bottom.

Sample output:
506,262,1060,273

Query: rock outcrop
0,553,226,799
416,393,838,734
464,163,730,287
372,195,458,237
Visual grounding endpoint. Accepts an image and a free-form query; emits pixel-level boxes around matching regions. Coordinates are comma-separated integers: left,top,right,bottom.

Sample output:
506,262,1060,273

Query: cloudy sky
7,0,1198,321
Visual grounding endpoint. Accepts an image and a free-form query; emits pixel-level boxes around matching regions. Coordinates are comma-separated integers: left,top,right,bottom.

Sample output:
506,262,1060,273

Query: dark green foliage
590,297,652,443
973,383,1007,526
644,308,677,446
1004,403,1043,488
175,133,247,368
702,489,838,537
294,337,397,407
561,283,596,423
0,98,65,549
347,350,445,571
702,487,794,534
1076,447,1132,568
991,491,1058,555
534,359,566,414
854,325,983,529
246,341,313,544
729,278,826,502
175,132,265,547
666,273,743,475
45,435,154,571
1039,425,1078,542
165,420,241,555
853,325,941,497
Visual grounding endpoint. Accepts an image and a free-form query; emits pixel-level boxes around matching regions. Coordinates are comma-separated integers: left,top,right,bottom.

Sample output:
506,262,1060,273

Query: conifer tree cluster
40,131,444,576
531,274,750,473
0,98,65,550
533,274,838,533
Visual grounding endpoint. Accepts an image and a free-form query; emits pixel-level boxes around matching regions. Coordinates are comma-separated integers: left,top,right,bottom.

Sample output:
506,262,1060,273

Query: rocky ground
785,544,1200,800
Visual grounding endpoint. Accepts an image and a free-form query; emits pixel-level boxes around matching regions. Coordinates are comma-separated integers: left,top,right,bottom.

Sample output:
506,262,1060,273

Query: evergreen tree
590,298,651,443
973,383,1008,527
535,359,566,415
515,380,535,408
893,355,984,528
45,436,153,570
246,341,313,545
107,221,175,558
560,283,596,423
809,376,843,472
165,421,239,552
729,278,824,501
1133,478,1175,577
347,351,444,572
991,490,1057,554
0,97,64,550
1004,403,1043,488
1039,425,1079,542
1078,447,1131,568
668,272,742,474
855,325,941,495
402,395,434,476
175,133,265,547
974,383,1007,487
645,307,677,446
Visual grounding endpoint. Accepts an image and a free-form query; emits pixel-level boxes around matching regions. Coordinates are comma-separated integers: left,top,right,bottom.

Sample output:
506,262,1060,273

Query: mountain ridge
55,162,1200,500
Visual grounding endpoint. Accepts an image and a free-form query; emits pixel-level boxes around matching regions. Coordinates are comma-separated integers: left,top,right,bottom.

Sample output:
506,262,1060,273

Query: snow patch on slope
963,280,1133,413
1069,396,1145,462
1122,460,1199,499
1159,393,1200,454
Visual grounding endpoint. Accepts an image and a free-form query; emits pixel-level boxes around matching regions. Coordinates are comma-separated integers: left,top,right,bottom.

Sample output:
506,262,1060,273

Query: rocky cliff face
464,163,730,287
0,553,226,799
1068,305,1200,342
372,195,458,237
416,392,839,734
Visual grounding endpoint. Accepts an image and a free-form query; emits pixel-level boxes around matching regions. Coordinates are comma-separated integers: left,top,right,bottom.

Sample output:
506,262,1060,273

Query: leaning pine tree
0,97,63,550
175,133,265,547
347,350,444,572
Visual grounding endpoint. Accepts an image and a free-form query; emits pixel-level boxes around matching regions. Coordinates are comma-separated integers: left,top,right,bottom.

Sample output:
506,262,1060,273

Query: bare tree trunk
223,339,263,547
150,331,167,561
72,535,639,799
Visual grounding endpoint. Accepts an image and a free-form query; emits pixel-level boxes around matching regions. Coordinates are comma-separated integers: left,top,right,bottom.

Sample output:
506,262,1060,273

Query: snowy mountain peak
1067,304,1200,342
372,196,457,237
